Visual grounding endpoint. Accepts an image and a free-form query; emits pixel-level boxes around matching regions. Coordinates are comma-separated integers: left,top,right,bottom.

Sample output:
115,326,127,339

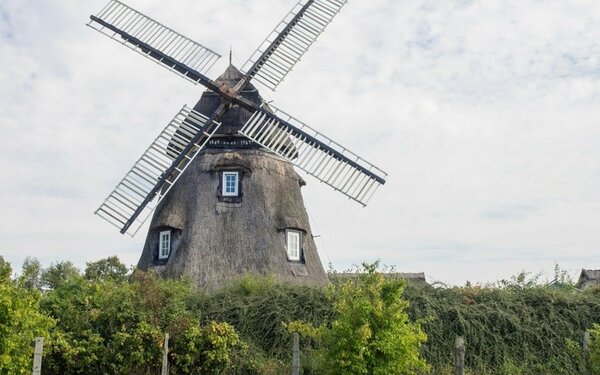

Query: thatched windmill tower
137,66,328,286
89,0,387,288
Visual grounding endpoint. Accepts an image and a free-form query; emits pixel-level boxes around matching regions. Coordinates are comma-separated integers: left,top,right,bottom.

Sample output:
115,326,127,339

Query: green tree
84,256,129,283
41,261,79,290
18,257,42,290
0,257,11,281
291,262,428,375
0,259,54,374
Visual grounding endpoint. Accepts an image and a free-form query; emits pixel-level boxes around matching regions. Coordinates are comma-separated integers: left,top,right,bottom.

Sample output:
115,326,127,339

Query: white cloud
0,0,599,284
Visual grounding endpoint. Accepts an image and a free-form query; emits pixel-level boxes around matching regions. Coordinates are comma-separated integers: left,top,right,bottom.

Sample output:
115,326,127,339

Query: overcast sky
1,0,599,285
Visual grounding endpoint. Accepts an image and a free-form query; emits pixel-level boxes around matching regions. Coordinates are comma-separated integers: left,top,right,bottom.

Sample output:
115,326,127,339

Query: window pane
287,231,300,260
159,231,171,259
223,173,238,196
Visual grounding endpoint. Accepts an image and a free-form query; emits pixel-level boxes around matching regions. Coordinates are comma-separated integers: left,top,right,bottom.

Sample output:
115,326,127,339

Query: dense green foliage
195,275,333,360
40,268,250,374
1,256,599,374
0,257,54,375
590,323,600,375
2,257,252,374
404,275,600,374
84,256,129,283
289,263,428,374
41,261,80,290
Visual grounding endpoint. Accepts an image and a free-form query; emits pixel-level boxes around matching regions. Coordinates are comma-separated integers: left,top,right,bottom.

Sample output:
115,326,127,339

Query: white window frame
222,171,239,197
159,230,171,259
286,230,301,261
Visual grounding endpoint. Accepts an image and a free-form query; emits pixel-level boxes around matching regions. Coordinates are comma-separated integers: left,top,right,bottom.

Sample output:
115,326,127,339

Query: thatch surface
577,269,600,289
138,149,328,288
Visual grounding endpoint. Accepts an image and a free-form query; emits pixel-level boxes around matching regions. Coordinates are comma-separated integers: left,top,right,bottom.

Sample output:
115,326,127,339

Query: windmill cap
215,64,257,91
193,65,263,134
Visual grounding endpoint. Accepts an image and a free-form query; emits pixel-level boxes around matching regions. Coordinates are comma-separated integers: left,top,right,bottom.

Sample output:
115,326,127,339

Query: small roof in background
576,269,600,289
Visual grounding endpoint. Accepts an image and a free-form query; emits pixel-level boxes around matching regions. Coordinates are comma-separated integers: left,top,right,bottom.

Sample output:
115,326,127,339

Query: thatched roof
138,149,328,288
138,65,328,288
577,269,600,289
192,64,295,155
193,65,260,136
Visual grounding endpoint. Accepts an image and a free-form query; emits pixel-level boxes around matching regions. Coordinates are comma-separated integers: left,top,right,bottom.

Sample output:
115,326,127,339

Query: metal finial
229,45,232,65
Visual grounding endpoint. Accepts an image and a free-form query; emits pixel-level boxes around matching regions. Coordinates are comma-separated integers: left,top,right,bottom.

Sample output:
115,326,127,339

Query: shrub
171,320,248,374
405,278,600,374
590,324,600,374
194,274,332,359
289,262,428,375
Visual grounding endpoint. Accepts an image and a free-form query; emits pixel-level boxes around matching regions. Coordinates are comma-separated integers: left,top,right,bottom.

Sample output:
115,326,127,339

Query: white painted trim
222,171,239,197
159,230,171,259
286,230,301,261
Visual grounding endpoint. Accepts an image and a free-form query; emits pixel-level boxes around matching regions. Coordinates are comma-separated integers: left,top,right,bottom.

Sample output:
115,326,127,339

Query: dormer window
222,171,239,197
159,230,171,259
286,230,301,261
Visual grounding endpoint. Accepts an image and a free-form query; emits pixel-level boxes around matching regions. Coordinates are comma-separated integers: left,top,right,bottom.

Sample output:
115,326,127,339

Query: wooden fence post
292,332,300,375
32,337,44,375
455,336,465,375
161,333,169,375
583,331,591,375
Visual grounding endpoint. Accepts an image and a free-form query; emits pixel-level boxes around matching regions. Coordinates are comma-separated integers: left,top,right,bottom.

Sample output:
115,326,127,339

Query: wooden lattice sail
88,0,387,287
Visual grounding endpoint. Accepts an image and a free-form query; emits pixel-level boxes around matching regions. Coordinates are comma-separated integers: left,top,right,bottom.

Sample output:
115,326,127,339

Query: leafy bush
194,274,333,359
40,265,250,374
405,277,600,374
590,324,600,374
289,262,428,375
171,320,248,374
2,256,600,374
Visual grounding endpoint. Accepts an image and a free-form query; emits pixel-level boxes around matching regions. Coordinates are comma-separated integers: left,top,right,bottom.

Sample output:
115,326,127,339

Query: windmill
89,0,387,287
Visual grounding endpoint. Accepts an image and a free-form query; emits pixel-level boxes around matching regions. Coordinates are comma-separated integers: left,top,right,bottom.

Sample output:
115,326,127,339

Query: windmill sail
241,0,349,91
240,106,386,205
88,0,221,85
95,106,221,236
